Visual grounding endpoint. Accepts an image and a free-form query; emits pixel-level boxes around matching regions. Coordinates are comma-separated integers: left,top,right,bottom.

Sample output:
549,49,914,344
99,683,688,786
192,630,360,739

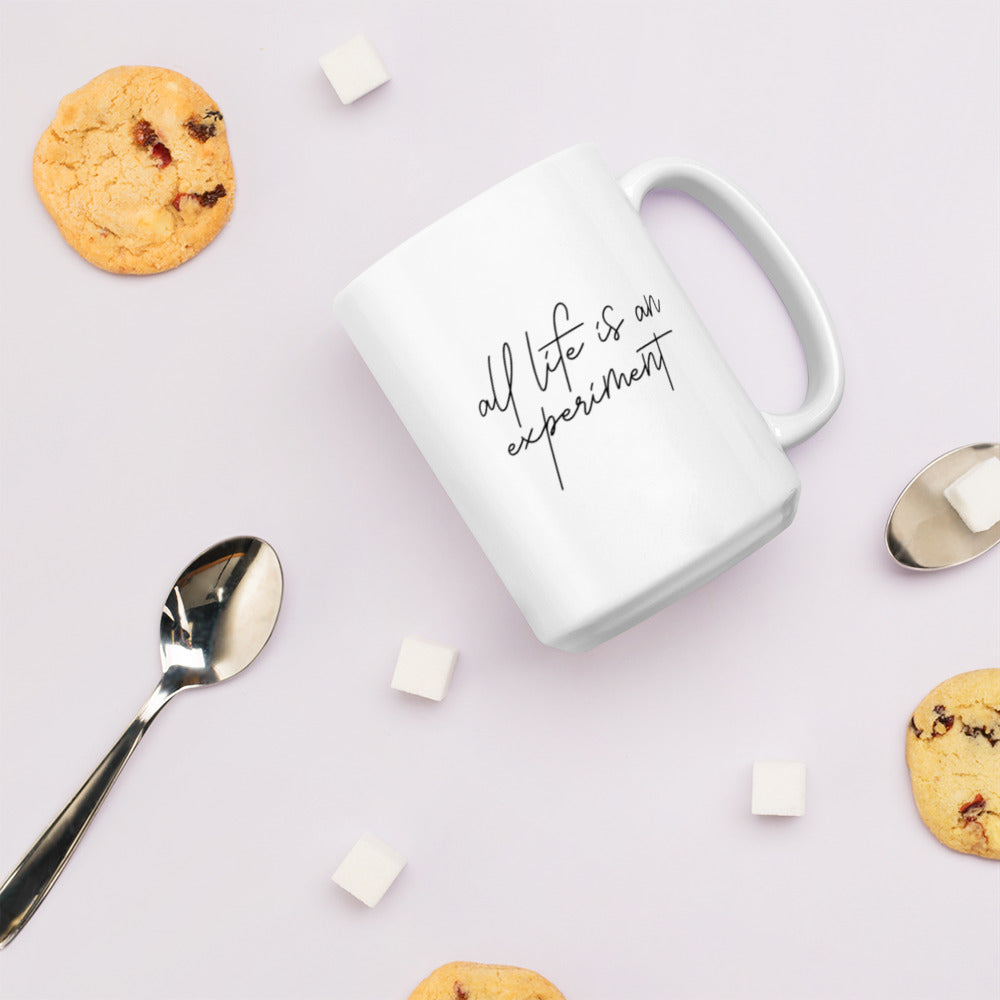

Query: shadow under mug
334,144,844,651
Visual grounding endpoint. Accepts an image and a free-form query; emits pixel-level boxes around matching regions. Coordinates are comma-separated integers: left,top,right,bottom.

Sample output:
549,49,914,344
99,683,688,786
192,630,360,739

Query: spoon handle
0,684,171,948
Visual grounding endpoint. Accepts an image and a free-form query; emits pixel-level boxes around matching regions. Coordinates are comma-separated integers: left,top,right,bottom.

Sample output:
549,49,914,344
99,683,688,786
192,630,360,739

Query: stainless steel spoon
886,443,1000,569
0,536,283,948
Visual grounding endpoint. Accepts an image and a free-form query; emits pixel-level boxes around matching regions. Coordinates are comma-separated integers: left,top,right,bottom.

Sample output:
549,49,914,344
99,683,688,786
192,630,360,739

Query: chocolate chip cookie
33,66,234,274
408,962,566,1000
906,668,1000,859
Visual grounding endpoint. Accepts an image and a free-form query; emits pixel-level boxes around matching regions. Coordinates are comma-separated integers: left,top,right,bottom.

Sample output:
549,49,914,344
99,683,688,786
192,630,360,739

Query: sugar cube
331,833,406,907
319,35,390,105
944,456,1000,533
751,760,806,816
391,636,458,701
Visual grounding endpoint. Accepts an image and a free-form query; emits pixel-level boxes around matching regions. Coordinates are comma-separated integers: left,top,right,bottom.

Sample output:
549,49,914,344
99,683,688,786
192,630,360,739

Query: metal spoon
0,536,283,948
886,443,1000,569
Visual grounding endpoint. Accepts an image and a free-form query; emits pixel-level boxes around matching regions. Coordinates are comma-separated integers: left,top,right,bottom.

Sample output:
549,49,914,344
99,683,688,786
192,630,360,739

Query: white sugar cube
391,636,458,701
751,760,806,816
944,456,1000,533
331,833,406,907
319,35,390,105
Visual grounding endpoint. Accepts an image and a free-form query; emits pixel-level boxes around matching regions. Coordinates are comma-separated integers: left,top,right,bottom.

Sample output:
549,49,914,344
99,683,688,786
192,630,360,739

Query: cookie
906,668,1000,860
33,66,234,274
408,962,566,1000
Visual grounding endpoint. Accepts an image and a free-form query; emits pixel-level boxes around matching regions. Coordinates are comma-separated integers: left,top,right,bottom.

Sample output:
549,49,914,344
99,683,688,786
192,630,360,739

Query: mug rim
333,142,597,309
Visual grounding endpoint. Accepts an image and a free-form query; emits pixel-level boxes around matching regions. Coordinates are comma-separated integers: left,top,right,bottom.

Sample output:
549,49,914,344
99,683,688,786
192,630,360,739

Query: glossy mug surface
334,144,844,651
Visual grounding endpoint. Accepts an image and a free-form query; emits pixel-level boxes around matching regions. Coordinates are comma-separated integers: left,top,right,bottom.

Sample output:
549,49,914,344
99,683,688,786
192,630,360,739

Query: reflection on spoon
886,443,1000,570
0,536,283,948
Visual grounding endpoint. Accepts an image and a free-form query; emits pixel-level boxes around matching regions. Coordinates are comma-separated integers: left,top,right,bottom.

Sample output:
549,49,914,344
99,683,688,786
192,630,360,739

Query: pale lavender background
1,2,998,998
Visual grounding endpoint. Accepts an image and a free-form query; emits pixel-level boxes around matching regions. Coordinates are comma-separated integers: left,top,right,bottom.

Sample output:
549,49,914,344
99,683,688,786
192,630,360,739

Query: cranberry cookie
33,66,234,274
906,668,1000,859
408,962,566,1000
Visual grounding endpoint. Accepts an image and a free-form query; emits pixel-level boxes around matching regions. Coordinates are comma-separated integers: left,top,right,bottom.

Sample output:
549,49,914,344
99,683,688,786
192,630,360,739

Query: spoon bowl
160,536,284,685
0,536,283,948
886,443,1000,570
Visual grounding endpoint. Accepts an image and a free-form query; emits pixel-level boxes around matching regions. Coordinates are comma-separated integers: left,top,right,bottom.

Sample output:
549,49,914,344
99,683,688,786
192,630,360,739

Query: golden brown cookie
906,668,1000,860
408,962,566,1000
33,66,234,274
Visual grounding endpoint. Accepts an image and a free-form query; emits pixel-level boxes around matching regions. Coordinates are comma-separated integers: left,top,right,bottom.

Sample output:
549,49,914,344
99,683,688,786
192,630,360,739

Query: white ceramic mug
334,144,844,651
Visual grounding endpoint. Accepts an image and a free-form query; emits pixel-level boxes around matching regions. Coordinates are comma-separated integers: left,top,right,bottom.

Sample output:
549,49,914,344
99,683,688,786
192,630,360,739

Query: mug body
335,144,800,651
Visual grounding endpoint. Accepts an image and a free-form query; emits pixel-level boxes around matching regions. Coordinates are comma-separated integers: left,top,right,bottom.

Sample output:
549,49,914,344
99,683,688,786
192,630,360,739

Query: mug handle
619,158,844,449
